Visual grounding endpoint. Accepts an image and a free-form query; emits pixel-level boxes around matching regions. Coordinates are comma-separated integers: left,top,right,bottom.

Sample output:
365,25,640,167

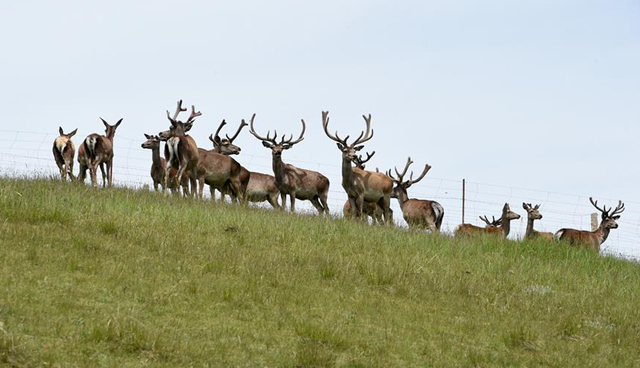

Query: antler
321,111,349,146
281,119,306,146
248,114,277,144
352,114,374,146
226,119,248,143
321,111,374,148
185,105,202,124
611,200,625,217
392,157,413,182
354,151,375,168
167,100,187,122
210,119,227,143
479,215,492,226
407,164,432,187
590,197,607,215
480,215,502,227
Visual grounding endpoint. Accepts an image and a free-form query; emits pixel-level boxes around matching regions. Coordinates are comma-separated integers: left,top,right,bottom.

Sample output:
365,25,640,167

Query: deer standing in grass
554,198,625,252
454,203,521,238
77,118,122,188
52,127,77,181
211,116,280,208
249,115,330,214
322,111,393,223
342,151,390,224
387,157,444,232
207,119,250,203
141,134,188,194
158,100,200,197
522,203,554,240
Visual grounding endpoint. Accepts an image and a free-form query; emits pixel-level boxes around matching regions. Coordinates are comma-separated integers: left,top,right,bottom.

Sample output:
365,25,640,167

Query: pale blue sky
1,0,639,255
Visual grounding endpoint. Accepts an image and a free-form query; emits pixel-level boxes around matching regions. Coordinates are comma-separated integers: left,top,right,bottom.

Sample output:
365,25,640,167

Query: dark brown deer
249,115,330,214
52,126,77,181
454,203,521,238
322,111,392,223
387,157,444,232
141,134,189,194
522,203,554,240
554,198,625,251
77,118,122,188
158,100,200,197
210,117,280,208
342,151,390,224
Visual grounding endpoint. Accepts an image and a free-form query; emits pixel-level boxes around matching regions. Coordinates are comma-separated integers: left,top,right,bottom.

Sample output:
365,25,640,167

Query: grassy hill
0,178,639,367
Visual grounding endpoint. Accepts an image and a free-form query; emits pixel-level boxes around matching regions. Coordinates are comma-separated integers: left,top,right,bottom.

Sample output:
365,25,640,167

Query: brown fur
52,127,77,181
454,203,521,238
77,118,122,188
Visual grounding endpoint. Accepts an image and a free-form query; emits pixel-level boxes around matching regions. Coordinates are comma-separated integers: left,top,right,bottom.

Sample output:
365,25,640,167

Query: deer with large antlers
554,198,625,251
522,203,554,240
77,118,122,188
387,157,444,232
249,114,330,214
342,151,392,224
210,117,280,208
158,100,200,197
52,126,77,181
322,111,393,223
141,134,189,194
454,203,521,238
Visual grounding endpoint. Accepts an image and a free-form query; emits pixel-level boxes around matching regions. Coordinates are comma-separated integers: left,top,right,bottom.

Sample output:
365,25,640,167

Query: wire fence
2,128,639,261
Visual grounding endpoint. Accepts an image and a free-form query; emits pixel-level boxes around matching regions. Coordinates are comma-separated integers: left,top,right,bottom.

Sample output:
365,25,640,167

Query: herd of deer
51,100,625,253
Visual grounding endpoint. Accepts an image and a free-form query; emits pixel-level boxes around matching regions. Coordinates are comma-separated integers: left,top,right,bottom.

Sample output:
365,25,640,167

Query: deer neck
395,189,408,210
525,216,535,239
272,154,286,184
501,217,512,238
151,146,162,169
342,155,355,188
595,224,609,245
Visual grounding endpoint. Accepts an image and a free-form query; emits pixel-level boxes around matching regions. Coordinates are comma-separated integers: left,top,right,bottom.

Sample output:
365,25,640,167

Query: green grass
0,178,639,367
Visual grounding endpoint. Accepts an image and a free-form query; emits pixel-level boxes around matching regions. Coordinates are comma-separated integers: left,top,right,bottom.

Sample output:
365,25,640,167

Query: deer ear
354,145,364,151
613,215,621,220
503,203,510,211
336,142,344,151
261,141,273,149
144,133,152,139
522,202,528,210
185,123,193,132
68,128,77,137
282,144,293,150
100,117,108,128
534,204,540,210
59,126,64,135
115,118,123,128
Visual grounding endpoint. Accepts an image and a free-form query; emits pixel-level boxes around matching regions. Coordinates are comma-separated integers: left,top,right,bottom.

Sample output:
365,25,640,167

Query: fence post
462,179,466,224
591,213,598,231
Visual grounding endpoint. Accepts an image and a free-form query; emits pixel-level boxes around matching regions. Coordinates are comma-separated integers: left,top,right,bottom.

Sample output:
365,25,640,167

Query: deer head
590,197,625,230
248,114,306,158
501,203,521,221
158,100,201,139
100,118,123,139
322,111,374,162
209,118,248,155
523,203,543,220
141,134,161,150
386,157,432,200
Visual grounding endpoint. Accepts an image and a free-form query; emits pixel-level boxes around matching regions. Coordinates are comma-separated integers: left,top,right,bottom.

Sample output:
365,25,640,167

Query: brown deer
249,115,330,214
387,157,444,232
454,203,521,238
141,134,189,194
77,118,122,188
158,100,200,197
52,126,77,181
522,203,554,240
210,117,280,208
342,151,391,224
322,111,392,223
554,198,625,252
206,119,250,203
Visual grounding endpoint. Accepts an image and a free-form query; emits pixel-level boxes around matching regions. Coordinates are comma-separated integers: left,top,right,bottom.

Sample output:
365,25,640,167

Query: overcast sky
1,1,639,255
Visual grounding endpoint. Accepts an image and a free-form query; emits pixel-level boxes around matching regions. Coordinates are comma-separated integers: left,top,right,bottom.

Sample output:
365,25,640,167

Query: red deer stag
454,203,521,238
322,111,392,223
207,119,250,203
554,198,625,252
342,151,391,224
52,126,77,181
158,100,200,197
387,157,444,232
210,116,280,208
522,203,554,240
77,118,122,188
141,134,189,194
249,115,330,214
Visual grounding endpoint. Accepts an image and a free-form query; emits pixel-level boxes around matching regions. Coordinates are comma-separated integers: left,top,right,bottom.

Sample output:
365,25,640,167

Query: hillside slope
0,178,639,367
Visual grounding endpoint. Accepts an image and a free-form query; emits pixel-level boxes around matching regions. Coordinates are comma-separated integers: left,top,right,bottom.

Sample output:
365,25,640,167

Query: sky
1,1,639,256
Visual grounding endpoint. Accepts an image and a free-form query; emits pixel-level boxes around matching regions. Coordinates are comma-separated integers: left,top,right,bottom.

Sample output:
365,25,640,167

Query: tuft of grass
0,177,639,367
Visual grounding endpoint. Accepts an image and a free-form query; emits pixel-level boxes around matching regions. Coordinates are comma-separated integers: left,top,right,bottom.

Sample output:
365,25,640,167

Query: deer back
351,167,394,201
280,163,330,198
196,148,243,187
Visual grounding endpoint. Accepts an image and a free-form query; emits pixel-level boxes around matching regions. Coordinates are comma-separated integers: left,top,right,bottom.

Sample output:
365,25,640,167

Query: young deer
522,203,554,240
554,198,625,252
322,111,393,223
210,117,280,208
454,203,521,238
342,151,392,224
159,100,200,198
387,157,444,232
249,114,330,214
77,118,122,188
52,126,77,181
141,134,189,194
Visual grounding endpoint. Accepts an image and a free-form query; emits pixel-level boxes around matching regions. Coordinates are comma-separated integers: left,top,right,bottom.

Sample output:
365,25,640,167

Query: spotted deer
322,111,393,223
141,134,188,194
52,126,77,181
554,198,625,252
454,203,521,238
77,118,122,188
158,100,200,197
522,203,554,240
249,115,330,214
387,157,444,232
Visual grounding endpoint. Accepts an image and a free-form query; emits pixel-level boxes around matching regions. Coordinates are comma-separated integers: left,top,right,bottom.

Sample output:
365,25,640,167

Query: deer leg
197,176,206,200
98,163,107,188
267,194,279,209
355,196,366,221
209,185,216,201
68,160,75,181
280,193,287,211
89,161,99,188
188,168,198,200
78,162,87,183
107,159,113,188
289,193,296,213
380,195,392,225
310,197,324,214
320,194,329,216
